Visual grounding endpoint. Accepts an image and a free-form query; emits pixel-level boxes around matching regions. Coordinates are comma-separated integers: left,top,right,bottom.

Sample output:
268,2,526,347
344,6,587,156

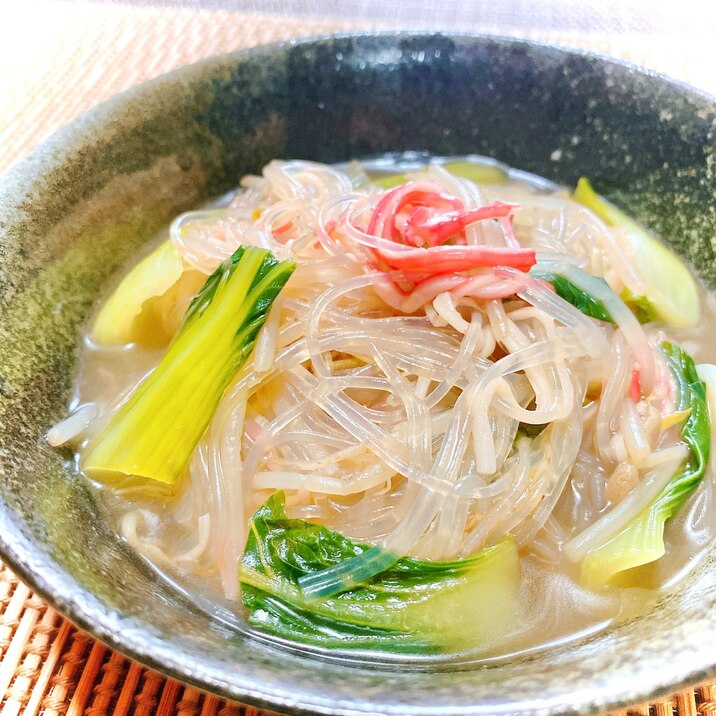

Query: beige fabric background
2,0,716,176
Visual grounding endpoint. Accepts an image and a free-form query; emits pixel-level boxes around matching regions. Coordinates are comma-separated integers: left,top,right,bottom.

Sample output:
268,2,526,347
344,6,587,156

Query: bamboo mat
3,1,716,176
0,560,715,716
3,1,716,714
0,563,275,716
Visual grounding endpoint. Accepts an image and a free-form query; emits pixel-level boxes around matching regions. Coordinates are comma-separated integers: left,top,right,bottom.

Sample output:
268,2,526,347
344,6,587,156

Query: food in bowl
48,155,715,659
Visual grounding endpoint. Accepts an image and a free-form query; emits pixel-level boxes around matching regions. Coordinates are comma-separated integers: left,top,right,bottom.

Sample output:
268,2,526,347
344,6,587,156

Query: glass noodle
52,154,716,662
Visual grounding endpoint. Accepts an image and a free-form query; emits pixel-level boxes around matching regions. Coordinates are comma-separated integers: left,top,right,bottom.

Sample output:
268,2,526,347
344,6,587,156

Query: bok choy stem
574,178,699,328
83,246,295,485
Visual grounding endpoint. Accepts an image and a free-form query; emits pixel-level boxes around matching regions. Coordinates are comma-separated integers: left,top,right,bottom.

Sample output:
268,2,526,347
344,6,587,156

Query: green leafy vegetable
581,342,710,586
239,492,520,652
440,161,508,185
574,178,700,328
696,364,716,421
531,267,665,326
516,422,549,439
373,173,407,189
371,160,508,189
620,289,660,324
83,246,295,485
530,269,614,322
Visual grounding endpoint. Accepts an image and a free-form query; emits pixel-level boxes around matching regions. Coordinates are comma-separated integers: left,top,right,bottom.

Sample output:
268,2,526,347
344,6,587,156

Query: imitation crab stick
366,182,535,273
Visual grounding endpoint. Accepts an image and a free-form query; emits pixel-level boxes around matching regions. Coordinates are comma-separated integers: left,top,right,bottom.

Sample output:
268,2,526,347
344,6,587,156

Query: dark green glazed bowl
1,33,715,716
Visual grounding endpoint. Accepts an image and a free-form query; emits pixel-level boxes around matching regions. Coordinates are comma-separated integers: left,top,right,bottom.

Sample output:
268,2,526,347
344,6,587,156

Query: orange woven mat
0,563,276,716
0,559,714,716
3,1,716,176
3,2,716,714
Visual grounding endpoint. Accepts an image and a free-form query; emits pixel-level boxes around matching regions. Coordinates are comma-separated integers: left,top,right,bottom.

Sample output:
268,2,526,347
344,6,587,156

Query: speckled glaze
1,33,715,716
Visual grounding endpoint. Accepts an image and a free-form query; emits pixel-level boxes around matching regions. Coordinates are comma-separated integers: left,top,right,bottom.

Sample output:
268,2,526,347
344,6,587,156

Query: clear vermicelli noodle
52,154,716,660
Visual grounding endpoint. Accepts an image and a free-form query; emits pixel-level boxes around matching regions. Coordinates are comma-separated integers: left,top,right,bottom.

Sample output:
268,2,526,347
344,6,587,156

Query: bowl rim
1,30,716,716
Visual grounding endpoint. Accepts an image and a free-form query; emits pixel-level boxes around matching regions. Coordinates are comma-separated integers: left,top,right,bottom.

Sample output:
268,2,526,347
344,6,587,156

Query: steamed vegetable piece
696,363,716,421
91,240,205,347
531,266,662,325
372,160,508,189
239,492,520,652
83,246,295,485
530,268,614,323
620,289,660,324
580,343,710,586
442,160,509,185
574,178,699,328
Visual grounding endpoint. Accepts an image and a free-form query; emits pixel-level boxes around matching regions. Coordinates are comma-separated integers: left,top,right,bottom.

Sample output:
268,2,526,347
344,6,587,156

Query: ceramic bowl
1,33,715,716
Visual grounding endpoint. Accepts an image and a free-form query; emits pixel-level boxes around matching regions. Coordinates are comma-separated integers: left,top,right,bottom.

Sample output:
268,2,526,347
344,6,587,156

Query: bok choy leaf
620,289,660,324
239,492,520,652
531,265,662,326
581,342,710,586
530,268,614,323
574,178,699,328
83,246,295,485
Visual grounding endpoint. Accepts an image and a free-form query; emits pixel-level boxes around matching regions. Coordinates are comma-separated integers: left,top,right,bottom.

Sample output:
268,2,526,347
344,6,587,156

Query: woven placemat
0,559,714,716
3,2,716,713
2,0,716,176
0,562,272,716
